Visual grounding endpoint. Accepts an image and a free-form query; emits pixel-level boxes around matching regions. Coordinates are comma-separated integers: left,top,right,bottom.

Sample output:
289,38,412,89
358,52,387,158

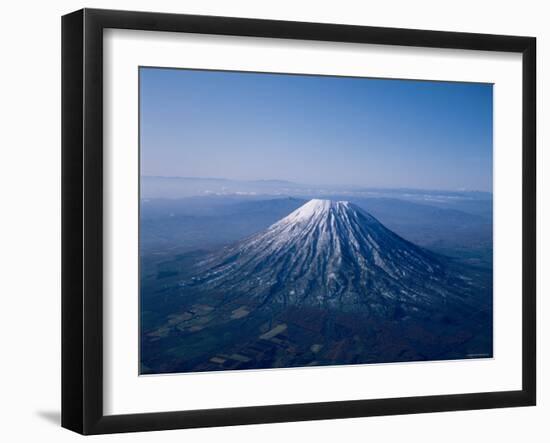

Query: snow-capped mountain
185,199,477,315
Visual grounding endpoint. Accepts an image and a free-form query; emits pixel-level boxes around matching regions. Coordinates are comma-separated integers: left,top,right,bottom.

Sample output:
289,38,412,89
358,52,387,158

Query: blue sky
140,67,493,192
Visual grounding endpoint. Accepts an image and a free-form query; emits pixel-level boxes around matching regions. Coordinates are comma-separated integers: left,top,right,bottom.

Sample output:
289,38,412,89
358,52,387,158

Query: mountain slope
184,199,479,315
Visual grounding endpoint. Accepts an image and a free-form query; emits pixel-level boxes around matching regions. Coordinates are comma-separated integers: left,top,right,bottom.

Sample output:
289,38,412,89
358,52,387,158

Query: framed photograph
62,8,536,435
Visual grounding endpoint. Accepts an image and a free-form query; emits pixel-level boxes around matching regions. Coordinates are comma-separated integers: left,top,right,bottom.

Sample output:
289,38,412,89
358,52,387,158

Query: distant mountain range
141,175,306,198
141,175,492,201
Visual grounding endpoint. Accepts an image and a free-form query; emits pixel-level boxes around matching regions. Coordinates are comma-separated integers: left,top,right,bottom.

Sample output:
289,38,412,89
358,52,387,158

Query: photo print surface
139,67,493,375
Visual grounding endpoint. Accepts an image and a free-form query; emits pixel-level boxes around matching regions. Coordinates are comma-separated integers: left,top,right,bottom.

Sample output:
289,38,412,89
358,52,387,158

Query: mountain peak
304,199,351,211
304,199,351,209
278,199,357,225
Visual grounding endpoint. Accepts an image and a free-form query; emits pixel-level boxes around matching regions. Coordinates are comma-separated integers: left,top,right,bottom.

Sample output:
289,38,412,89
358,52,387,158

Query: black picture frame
62,8,536,435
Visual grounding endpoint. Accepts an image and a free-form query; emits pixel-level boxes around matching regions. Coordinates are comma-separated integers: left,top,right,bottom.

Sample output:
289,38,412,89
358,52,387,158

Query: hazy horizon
141,174,493,194
140,68,493,192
